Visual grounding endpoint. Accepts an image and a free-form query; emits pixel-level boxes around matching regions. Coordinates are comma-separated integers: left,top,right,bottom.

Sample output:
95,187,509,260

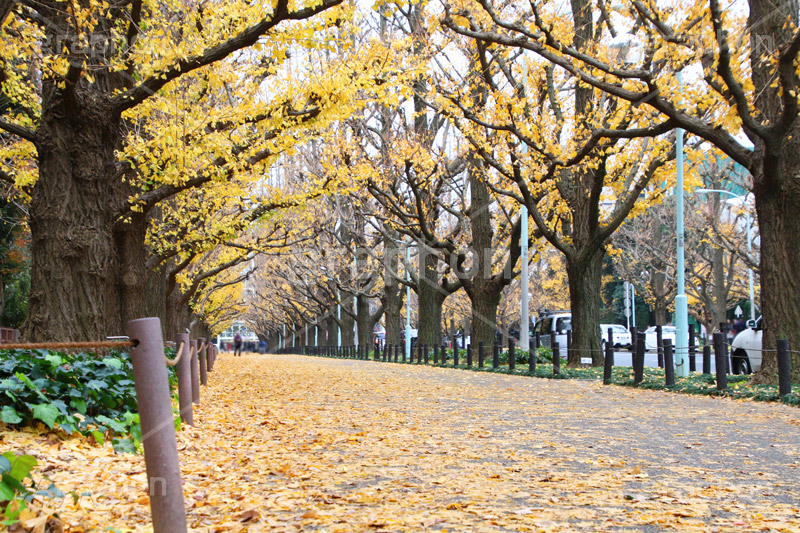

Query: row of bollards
174,333,217,426
125,318,220,532
303,337,562,377
302,329,794,398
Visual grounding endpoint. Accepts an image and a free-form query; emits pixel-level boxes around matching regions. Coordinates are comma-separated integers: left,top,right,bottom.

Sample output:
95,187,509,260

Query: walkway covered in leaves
9,354,800,531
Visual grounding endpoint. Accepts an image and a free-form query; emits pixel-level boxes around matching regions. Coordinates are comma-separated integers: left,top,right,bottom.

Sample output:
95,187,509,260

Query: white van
536,312,571,356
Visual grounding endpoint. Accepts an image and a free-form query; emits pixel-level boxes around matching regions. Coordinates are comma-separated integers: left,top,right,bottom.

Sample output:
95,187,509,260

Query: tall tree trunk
341,293,355,346
383,235,403,345
753,184,800,382
653,290,668,326
465,165,505,347
325,311,337,346
26,83,146,341
747,0,800,382
417,245,442,345
712,246,727,330
565,248,604,366
356,293,372,347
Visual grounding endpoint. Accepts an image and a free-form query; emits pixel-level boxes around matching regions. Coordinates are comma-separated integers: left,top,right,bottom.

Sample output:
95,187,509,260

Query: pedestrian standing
234,333,242,357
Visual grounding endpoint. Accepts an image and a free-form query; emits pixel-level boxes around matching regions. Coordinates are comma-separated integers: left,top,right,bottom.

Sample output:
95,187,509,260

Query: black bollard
508,338,515,372
552,343,560,375
466,344,473,368
778,339,792,397
441,344,447,365
529,344,536,373
433,344,439,364
566,330,572,362
453,346,459,367
492,343,499,369
713,332,727,391
702,345,711,374
656,325,664,368
603,327,614,385
478,342,485,368
424,344,429,364
664,339,675,387
634,331,645,385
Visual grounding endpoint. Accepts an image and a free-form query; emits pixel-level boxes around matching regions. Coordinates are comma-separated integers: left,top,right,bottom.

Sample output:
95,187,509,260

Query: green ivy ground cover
0,348,178,453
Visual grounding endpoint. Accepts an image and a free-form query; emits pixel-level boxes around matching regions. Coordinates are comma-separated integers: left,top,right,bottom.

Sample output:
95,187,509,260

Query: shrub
536,346,553,363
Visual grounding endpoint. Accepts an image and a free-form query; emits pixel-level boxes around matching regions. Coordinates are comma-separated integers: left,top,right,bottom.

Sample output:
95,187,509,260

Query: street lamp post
353,245,358,347
405,242,412,362
520,206,530,353
674,72,689,377
695,188,756,321
337,289,342,348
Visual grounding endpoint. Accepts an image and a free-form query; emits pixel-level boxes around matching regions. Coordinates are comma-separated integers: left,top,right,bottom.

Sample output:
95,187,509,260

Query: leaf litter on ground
2,353,800,531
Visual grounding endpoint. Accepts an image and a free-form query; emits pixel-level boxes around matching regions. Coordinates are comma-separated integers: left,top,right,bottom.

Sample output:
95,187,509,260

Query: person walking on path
234,333,242,356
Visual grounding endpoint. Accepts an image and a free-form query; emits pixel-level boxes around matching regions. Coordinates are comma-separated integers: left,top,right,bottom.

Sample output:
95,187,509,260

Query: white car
731,318,762,374
644,325,677,351
600,324,632,348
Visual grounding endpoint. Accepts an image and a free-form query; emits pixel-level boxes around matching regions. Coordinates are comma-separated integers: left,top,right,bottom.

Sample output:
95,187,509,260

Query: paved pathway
177,354,800,532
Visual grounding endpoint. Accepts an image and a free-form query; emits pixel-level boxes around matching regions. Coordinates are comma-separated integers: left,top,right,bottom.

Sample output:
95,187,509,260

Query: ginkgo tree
0,0,394,341
439,3,676,365
447,0,800,381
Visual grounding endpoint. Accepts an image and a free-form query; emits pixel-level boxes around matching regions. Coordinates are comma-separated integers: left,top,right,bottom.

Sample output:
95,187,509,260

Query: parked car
536,311,571,355
731,317,762,374
644,325,677,351
600,324,632,349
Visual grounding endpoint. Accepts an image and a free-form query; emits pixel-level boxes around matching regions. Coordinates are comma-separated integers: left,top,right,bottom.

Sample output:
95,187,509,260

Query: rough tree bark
383,232,403,345
417,246,443,345
462,165,521,348
747,0,800,383
564,247,605,366
27,80,147,341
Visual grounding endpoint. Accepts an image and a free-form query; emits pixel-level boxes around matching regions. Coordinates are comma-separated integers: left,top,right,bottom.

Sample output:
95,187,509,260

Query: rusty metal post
190,339,200,405
175,333,193,426
125,318,187,533
198,338,208,386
